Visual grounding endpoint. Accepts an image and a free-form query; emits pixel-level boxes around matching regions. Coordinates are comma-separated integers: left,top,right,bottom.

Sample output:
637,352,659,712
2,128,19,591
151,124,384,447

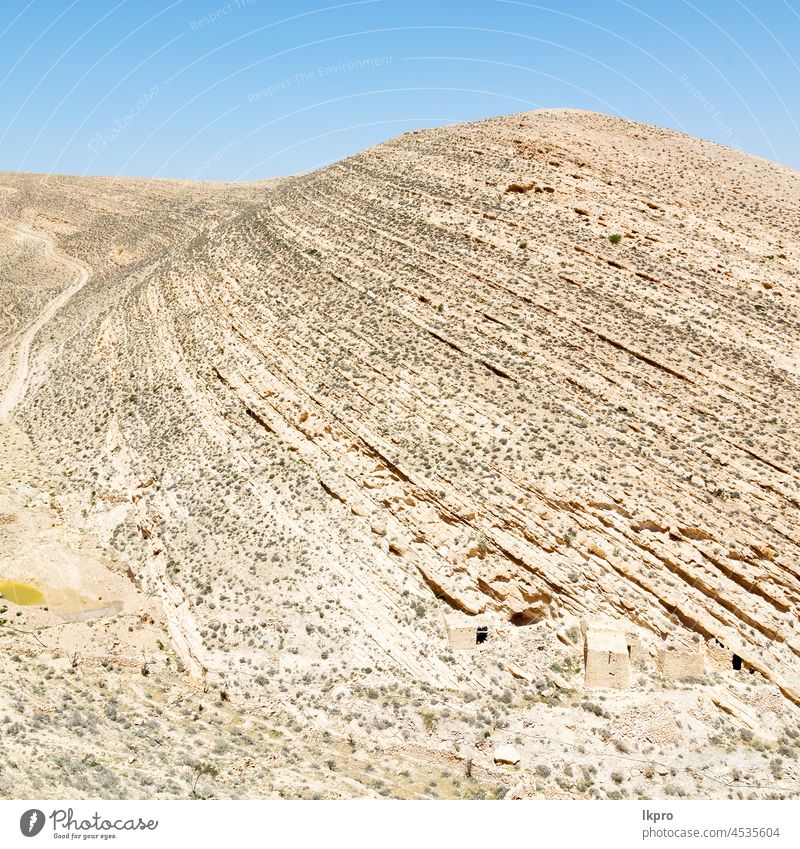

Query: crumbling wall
445,614,488,650
584,629,630,689
706,636,735,672
657,641,705,679
625,630,645,666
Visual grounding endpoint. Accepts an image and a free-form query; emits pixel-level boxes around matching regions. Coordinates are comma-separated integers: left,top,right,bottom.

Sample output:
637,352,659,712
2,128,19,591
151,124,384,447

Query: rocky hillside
2,110,799,799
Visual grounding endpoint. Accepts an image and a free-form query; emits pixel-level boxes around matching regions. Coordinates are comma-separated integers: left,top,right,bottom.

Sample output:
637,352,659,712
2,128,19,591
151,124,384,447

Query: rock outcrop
2,109,799,706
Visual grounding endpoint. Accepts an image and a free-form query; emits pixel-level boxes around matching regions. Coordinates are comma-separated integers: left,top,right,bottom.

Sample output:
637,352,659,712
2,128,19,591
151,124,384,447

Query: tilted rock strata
2,110,799,703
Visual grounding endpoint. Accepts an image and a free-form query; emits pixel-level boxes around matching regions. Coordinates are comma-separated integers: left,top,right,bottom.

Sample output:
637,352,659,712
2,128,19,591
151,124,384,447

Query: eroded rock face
2,109,799,702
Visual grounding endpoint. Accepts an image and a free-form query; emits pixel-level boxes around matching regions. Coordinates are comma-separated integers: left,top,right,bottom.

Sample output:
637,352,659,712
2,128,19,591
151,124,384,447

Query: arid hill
2,110,799,799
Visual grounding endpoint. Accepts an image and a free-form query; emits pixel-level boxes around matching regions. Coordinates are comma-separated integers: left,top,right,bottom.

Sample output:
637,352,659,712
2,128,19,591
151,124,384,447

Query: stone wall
657,643,705,679
445,614,488,650
584,629,630,689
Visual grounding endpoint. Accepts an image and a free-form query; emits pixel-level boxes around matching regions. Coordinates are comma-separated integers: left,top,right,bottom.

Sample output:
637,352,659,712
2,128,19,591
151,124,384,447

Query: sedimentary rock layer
2,109,798,702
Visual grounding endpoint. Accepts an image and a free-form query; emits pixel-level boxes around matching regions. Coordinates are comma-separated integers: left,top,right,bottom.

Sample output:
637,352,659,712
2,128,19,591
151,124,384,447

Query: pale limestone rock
493,744,521,765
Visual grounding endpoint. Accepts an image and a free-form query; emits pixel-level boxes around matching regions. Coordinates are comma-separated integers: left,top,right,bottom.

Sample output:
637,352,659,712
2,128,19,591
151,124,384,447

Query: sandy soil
1,110,799,799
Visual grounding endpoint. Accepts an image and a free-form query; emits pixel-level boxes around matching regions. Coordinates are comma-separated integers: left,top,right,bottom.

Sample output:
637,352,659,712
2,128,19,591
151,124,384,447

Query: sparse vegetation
1,109,798,801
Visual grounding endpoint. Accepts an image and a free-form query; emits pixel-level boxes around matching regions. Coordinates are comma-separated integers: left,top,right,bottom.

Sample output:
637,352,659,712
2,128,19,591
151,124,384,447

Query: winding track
0,222,89,422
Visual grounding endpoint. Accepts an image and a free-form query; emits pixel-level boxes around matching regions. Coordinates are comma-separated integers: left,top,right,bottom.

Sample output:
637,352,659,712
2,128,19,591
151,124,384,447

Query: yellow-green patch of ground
0,579,45,605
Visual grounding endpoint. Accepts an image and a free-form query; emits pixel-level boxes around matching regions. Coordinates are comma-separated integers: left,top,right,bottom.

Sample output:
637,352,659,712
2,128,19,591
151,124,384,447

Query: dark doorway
732,654,742,671
475,626,488,645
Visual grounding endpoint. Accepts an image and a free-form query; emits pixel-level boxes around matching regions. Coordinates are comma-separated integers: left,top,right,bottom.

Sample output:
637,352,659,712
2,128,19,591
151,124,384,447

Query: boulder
493,744,521,765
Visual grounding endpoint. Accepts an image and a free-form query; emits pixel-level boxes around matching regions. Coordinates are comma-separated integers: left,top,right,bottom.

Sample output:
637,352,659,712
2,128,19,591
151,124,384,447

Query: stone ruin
445,613,490,650
657,634,706,680
443,608,744,691
581,617,642,690
706,635,754,675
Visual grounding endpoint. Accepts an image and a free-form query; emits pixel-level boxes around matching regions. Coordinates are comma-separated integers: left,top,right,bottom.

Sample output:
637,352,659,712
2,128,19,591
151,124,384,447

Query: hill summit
2,110,799,799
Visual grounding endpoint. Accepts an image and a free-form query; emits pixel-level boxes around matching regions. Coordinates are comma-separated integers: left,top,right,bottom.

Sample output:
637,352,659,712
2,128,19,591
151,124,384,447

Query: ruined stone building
445,614,490,650
657,637,706,680
583,625,631,689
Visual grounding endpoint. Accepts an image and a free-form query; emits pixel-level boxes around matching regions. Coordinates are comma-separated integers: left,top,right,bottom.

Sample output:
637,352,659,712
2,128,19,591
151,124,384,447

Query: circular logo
20,810,46,837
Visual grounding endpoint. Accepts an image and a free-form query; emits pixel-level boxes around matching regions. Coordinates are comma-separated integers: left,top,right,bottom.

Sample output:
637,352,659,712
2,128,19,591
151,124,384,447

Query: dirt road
0,223,88,421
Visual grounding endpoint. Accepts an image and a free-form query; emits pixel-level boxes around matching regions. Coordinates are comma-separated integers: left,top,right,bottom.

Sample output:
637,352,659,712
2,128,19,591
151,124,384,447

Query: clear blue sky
1,0,798,180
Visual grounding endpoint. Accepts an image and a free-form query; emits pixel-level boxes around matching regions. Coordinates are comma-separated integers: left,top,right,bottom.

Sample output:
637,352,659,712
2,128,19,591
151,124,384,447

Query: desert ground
1,109,799,799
